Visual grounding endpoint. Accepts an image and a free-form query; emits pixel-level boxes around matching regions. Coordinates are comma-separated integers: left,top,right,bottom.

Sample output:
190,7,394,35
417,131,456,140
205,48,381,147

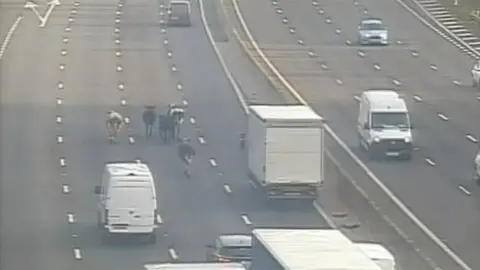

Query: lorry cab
357,90,413,160
94,161,159,243
167,0,192,27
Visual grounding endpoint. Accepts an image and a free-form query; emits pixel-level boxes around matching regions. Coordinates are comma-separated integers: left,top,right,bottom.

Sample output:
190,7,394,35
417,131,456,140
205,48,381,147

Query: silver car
358,18,388,45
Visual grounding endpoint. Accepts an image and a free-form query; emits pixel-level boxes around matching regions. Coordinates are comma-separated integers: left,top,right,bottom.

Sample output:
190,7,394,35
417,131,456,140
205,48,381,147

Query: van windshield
109,186,154,208
371,112,409,129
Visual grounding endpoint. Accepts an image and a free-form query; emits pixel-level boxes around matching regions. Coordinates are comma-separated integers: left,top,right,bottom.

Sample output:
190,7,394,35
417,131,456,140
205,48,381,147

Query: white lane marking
67,213,75,223
115,19,120,23
430,64,437,70
168,248,178,260
335,79,343,85
128,136,135,144
353,95,360,102
276,8,283,14
163,39,168,45
118,83,124,90
413,95,423,102
114,28,120,33
297,39,304,45
116,11,122,15
392,79,401,86
307,50,316,57
466,134,478,143
73,2,79,6
182,100,188,106
115,39,120,44
357,50,365,57
70,9,77,15
118,3,123,7
373,64,380,70
56,98,63,105
56,116,62,123
57,82,64,89
65,27,71,32
156,214,163,224
318,9,324,14
345,39,351,45
281,18,288,24
57,136,64,143
167,51,172,58
68,17,74,23
288,28,295,34
73,248,82,260
437,113,448,121
121,99,126,106
0,16,23,60
198,136,205,144
116,65,123,71
411,51,419,57
241,214,252,225
62,184,70,194
425,158,436,166
59,64,65,70
209,159,217,167
176,83,183,90
161,28,167,34
223,184,232,194
171,65,177,72
458,185,471,196
62,37,68,43
320,63,327,69
124,117,130,124
232,2,469,269
326,18,332,24
335,28,341,34
189,117,196,124
116,50,121,57
453,80,461,85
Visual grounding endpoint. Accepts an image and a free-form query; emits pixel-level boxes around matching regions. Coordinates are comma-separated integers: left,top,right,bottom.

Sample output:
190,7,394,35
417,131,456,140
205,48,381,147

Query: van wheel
147,233,157,244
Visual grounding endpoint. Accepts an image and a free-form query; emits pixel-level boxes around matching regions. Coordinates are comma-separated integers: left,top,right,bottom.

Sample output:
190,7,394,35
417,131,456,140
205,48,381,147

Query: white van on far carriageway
94,161,160,244
357,90,413,160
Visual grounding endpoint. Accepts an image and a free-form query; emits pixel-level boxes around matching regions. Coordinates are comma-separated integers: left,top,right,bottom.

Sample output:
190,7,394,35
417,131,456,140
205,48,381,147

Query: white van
357,90,413,160
167,0,192,27
94,161,160,243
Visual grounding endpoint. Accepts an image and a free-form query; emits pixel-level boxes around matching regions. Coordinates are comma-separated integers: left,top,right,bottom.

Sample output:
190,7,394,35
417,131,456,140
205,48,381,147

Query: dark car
206,234,252,265
167,0,192,27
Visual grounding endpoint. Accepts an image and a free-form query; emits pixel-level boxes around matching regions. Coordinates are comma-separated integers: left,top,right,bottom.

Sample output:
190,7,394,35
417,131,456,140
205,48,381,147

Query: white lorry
247,105,324,199
249,228,384,270
144,263,247,270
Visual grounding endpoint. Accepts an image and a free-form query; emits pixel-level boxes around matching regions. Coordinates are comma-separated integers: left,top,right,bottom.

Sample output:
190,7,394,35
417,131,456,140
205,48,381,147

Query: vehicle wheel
401,153,412,161
148,232,157,244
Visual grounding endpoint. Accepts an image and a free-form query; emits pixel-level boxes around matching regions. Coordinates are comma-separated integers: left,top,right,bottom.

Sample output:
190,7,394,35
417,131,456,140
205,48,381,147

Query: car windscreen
371,112,409,129
361,22,384,30
170,3,189,14
220,247,252,259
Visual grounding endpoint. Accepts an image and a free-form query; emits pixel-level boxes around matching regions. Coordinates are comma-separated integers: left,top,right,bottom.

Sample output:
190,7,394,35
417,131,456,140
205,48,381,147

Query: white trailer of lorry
144,262,247,270
250,228,383,270
247,105,324,199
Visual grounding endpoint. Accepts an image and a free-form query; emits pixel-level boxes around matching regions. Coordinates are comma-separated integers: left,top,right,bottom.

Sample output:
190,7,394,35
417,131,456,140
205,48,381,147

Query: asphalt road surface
0,0,327,269
237,0,480,268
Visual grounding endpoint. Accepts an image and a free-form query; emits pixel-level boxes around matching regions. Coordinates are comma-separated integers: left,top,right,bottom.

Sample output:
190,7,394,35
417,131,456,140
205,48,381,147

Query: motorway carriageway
0,0,327,269
236,0,480,268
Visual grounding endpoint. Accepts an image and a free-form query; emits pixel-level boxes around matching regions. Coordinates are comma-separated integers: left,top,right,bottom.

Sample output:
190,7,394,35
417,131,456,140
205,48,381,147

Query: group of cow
142,105,185,144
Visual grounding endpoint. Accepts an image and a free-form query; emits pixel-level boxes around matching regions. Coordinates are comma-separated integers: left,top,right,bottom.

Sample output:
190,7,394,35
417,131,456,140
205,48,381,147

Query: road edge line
0,16,23,61
197,0,250,115
230,0,471,269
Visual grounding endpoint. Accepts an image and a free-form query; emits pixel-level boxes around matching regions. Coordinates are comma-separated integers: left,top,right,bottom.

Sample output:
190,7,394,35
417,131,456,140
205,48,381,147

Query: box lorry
355,243,395,270
249,228,383,270
144,263,247,270
247,105,324,199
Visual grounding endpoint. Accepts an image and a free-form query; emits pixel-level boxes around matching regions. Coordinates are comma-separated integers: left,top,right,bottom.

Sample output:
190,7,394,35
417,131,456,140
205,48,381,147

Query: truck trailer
144,262,247,270
247,105,324,199
250,228,383,270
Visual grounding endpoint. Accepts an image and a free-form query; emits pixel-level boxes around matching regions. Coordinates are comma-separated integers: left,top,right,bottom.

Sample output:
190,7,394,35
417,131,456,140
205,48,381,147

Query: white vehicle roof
106,162,153,177
249,105,323,122
170,0,190,5
253,229,381,270
355,243,394,261
361,90,407,112
361,19,383,24
144,263,246,270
